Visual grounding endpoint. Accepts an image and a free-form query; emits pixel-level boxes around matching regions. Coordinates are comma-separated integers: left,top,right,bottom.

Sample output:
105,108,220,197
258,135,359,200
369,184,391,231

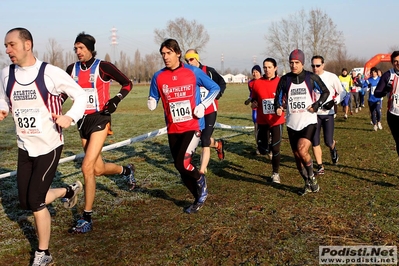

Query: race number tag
288,96,307,114
262,98,274,114
84,88,97,110
15,108,42,135
200,87,208,101
392,94,399,108
169,100,192,123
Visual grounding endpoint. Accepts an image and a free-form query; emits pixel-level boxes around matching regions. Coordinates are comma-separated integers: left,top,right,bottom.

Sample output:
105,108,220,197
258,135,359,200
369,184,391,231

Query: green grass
1,84,399,265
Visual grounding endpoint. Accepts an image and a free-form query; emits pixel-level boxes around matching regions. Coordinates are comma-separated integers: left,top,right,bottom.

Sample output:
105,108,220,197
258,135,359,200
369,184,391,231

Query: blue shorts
341,92,351,107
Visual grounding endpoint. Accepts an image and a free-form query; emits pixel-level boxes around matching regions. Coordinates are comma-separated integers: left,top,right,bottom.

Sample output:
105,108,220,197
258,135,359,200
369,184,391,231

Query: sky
1,0,398,73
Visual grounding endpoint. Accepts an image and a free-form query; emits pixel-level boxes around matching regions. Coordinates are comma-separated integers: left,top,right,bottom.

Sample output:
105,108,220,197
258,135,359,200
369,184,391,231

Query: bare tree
104,53,111,62
265,8,344,72
154,17,209,54
44,38,64,68
64,51,75,67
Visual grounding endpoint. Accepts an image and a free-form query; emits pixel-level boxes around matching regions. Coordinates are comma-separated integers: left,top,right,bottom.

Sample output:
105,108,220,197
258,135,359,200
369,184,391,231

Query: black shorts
17,145,63,211
77,112,112,140
287,124,316,151
201,111,217,147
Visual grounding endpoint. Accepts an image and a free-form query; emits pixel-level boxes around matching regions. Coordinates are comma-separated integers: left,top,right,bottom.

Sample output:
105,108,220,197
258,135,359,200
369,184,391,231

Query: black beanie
75,34,95,52
251,65,262,75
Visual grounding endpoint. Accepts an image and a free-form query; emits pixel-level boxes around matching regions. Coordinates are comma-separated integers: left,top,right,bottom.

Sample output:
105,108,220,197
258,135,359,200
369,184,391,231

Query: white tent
223,73,247,83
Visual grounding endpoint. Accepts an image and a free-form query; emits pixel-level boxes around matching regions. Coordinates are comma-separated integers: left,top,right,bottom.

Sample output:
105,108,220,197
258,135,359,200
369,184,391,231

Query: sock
121,166,131,176
304,160,314,177
64,186,74,199
83,210,93,222
37,249,50,256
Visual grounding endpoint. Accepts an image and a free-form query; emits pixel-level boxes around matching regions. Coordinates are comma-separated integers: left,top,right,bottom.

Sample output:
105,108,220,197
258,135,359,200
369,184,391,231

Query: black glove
102,95,121,114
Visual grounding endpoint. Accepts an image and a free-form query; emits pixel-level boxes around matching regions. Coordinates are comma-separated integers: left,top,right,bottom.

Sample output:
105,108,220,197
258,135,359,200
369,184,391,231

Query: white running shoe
61,181,83,209
32,251,53,266
378,122,383,130
271,173,281,183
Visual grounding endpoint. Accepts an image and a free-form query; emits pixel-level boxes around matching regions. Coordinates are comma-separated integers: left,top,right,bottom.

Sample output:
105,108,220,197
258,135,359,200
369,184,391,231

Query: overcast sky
1,0,398,72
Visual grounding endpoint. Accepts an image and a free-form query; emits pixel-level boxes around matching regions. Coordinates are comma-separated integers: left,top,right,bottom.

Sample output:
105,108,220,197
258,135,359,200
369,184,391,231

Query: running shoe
309,175,320,193
344,114,348,119
316,165,325,175
330,147,339,165
69,218,93,234
32,251,53,266
271,173,281,183
215,139,225,160
184,201,205,214
196,174,208,204
124,164,136,190
61,180,83,209
299,184,312,196
378,122,383,130
373,125,378,131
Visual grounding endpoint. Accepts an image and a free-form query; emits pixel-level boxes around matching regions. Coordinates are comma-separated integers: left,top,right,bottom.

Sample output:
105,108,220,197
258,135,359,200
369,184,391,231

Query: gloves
244,98,251,105
193,103,205,118
102,95,121,115
147,96,157,111
310,101,321,112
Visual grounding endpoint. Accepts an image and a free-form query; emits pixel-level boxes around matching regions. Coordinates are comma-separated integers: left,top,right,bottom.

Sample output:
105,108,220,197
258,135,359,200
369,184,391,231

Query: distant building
222,73,248,83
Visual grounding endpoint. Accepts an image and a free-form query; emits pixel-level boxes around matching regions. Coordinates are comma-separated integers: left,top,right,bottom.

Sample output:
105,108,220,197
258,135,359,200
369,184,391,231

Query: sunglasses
311,64,322,68
185,58,195,63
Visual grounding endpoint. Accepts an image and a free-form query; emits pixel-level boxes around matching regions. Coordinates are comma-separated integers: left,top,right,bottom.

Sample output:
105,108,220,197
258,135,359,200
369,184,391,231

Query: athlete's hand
147,96,157,111
102,96,121,115
0,110,8,121
251,101,258,109
276,107,283,116
193,103,205,118
52,113,73,128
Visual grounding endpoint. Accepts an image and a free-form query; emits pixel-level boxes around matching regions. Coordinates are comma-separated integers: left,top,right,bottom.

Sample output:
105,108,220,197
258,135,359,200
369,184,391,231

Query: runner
250,58,285,183
274,49,330,195
148,39,220,213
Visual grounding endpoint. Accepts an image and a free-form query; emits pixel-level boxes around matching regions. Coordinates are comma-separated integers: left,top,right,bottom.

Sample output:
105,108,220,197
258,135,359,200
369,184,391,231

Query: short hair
370,67,378,73
391,51,399,64
159,38,182,57
342,68,348,72
7,27,33,49
311,55,324,63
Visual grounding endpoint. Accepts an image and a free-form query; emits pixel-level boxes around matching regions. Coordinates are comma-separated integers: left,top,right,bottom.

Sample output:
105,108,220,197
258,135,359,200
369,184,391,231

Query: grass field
1,83,399,265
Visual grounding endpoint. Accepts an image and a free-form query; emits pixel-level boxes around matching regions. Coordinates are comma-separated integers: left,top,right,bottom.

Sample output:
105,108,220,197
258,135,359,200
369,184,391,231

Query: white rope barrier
0,123,253,179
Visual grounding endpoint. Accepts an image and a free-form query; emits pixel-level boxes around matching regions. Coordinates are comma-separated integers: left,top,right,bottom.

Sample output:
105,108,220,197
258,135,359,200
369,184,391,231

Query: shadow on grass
0,171,75,257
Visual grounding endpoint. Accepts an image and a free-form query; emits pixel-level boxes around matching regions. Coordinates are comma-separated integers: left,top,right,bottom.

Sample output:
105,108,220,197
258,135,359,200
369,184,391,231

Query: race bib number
15,108,42,135
288,96,306,113
200,87,208,101
169,100,192,123
392,94,399,108
84,87,97,110
371,86,376,95
262,98,274,114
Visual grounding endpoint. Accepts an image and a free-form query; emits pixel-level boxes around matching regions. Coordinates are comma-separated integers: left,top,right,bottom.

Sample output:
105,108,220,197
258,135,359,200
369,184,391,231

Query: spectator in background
363,67,382,131
274,49,330,195
374,51,399,157
245,65,262,154
310,55,345,175
184,49,226,178
338,68,352,119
